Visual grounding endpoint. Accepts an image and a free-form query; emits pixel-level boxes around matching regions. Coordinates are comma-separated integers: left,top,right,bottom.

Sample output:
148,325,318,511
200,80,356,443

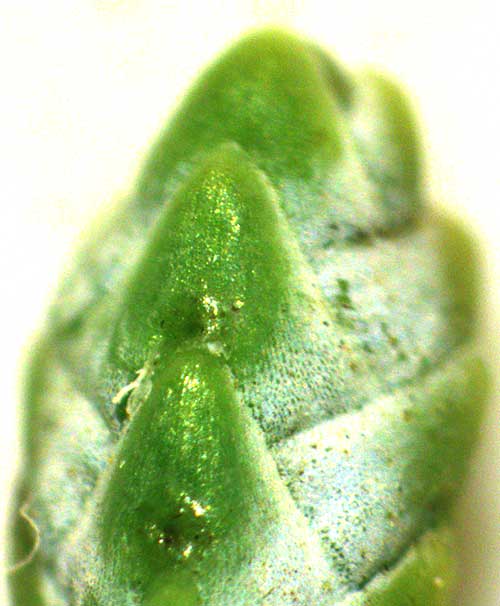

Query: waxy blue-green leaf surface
9,29,488,606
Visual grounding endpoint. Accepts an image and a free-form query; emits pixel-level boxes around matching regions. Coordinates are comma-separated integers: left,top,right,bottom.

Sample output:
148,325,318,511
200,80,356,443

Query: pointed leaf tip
111,144,294,374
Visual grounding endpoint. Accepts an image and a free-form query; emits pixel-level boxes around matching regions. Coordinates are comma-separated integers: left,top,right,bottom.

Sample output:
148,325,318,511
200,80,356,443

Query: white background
0,1,498,604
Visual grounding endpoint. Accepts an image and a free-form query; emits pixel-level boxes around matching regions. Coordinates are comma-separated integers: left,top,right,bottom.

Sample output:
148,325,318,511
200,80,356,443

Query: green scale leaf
8,29,489,606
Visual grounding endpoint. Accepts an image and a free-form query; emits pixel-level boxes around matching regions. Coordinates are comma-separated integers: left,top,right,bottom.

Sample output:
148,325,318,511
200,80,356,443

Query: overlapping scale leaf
69,348,335,606
48,29,421,366
272,350,486,587
8,28,488,606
